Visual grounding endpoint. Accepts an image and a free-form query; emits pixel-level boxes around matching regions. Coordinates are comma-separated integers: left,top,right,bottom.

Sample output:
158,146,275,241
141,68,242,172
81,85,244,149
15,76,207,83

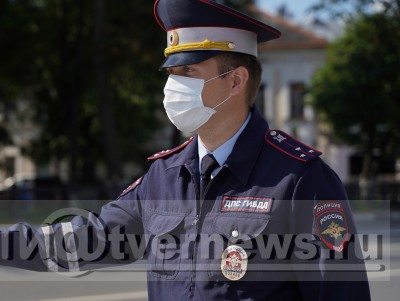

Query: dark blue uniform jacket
0,107,370,301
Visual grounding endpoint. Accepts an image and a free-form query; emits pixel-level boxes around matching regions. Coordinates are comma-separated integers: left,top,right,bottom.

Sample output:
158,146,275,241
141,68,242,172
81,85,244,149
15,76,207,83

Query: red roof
248,5,328,51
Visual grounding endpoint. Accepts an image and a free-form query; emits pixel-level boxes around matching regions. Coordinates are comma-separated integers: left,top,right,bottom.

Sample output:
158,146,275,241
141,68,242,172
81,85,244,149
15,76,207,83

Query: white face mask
163,70,233,133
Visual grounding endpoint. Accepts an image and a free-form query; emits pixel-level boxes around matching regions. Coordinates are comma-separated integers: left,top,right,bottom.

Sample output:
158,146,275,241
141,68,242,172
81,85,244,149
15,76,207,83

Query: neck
198,105,249,151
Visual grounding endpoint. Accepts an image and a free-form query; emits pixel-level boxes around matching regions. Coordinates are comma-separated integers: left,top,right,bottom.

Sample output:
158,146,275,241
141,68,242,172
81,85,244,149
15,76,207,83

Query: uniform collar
167,106,269,185
197,113,251,171
224,106,269,185
166,135,199,174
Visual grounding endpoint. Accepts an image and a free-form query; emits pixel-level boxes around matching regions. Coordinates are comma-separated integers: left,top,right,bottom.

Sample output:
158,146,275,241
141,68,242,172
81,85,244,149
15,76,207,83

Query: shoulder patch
314,201,349,252
147,137,194,161
265,130,322,163
119,176,143,198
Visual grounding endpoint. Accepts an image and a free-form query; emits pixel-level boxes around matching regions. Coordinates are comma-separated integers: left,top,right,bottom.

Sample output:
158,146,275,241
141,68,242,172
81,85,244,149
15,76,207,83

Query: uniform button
232,230,239,238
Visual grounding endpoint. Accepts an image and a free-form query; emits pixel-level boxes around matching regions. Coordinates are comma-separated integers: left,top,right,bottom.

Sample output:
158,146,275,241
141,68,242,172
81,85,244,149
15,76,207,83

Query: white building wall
259,49,326,145
0,146,36,184
258,48,353,181
325,145,354,183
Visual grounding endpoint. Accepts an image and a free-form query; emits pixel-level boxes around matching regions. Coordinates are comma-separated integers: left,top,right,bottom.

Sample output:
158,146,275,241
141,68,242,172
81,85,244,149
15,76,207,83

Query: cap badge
221,245,248,281
169,31,179,46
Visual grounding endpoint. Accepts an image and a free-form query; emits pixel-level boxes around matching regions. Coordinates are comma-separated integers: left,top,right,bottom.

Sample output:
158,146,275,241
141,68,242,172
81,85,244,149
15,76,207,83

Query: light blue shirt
198,113,251,177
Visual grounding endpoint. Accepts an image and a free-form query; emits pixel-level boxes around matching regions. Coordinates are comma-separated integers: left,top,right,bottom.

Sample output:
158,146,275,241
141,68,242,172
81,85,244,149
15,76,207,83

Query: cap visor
159,51,220,70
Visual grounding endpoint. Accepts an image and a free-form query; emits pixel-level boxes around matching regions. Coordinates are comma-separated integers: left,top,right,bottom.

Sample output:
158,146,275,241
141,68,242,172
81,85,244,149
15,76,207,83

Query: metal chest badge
221,245,248,280
314,201,349,252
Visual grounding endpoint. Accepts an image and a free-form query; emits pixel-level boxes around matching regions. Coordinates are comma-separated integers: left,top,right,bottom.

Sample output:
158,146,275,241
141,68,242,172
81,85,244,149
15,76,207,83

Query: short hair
215,52,262,106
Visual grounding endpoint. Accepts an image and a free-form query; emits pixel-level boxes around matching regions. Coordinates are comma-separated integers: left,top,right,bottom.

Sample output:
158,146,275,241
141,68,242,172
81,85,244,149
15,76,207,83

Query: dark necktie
200,154,219,200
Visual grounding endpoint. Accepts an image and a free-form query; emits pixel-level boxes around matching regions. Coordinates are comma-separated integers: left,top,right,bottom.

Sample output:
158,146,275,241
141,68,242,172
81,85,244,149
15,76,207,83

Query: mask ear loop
205,69,235,83
212,95,231,110
208,69,235,110
205,69,235,110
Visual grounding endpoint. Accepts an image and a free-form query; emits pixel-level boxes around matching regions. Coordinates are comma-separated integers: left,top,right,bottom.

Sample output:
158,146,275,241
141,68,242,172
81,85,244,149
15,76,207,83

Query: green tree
309,12,400,195
0,0,166,186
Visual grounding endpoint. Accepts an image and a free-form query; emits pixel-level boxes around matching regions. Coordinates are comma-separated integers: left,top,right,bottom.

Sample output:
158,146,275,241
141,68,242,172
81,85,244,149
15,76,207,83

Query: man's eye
184,66,194,73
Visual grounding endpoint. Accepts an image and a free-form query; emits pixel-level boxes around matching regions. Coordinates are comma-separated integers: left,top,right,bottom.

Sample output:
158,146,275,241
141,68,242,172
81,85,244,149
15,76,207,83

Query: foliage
0,0,166,183
309,11,400,177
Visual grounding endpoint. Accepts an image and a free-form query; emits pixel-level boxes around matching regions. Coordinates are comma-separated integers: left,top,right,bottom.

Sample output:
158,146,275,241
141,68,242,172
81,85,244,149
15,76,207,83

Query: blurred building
256,11,327,143
252,9,353,182
0,146,36,188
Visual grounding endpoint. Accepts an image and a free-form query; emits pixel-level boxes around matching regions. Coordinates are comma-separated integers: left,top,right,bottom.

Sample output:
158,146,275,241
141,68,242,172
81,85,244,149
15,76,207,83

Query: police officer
0,0,370,300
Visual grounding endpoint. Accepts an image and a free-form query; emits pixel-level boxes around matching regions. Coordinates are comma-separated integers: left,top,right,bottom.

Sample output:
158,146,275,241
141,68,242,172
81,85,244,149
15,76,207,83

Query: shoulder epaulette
147,137,194,161
118,176,143,198
265,130,322,163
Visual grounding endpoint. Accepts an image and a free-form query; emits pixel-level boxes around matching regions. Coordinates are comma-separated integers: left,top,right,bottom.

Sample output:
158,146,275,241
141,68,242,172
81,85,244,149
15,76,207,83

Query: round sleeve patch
314,201,349,252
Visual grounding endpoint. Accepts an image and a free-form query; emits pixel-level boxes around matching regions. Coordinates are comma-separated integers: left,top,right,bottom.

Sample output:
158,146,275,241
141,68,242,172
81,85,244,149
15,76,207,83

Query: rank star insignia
221,245,248,281
321,222,347,240
273,134,286,143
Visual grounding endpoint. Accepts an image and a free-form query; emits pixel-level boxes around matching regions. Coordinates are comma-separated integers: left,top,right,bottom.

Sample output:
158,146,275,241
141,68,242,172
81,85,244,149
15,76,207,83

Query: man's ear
230,66,249,96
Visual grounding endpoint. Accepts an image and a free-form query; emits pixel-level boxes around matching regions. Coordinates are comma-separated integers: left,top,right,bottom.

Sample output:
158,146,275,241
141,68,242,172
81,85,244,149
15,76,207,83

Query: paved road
366,216,400,301
0,214,398,301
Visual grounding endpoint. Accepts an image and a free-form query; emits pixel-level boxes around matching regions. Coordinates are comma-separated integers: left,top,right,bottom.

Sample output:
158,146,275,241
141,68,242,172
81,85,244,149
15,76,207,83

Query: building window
5,156,15,178
290,83,305,120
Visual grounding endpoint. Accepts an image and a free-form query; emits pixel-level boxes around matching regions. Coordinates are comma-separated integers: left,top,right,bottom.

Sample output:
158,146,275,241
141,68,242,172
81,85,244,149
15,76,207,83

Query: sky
255,0,344,40
256,0,379,20
255,0,319,20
